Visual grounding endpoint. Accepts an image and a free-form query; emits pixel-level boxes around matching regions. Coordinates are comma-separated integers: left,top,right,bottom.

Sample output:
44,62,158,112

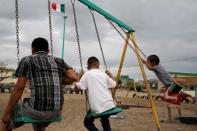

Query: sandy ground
0,91,197,131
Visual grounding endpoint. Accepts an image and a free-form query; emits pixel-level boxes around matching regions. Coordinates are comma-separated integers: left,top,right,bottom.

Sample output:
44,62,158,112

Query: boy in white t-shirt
76,56,116,131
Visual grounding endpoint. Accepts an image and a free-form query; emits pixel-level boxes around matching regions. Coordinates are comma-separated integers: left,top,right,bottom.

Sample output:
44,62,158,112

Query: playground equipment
70,0,161,130
13,0,62,124
13,0,161,130
123,79,137,102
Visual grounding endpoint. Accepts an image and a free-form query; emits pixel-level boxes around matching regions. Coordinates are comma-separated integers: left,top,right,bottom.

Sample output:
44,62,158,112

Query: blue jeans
84,112,111,131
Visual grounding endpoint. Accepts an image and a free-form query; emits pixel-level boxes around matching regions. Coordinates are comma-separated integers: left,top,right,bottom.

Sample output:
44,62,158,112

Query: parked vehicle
63,85,83,94
0,82,15,93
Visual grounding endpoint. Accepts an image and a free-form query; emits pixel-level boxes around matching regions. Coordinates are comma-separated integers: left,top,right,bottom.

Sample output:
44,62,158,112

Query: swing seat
14,103,62,123
88,107,122,118
14,116,62,123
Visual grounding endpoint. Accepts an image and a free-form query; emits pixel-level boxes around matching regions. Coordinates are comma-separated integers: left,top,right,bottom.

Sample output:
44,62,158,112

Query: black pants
32,123,50,131
84,114,111,131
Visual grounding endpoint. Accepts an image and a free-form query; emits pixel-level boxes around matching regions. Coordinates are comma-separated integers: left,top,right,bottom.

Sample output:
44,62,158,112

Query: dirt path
0,92,197,131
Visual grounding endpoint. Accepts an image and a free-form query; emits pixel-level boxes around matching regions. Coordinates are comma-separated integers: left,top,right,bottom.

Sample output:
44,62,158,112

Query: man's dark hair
32,37,49,52
87,56,99,66
147,55,160,65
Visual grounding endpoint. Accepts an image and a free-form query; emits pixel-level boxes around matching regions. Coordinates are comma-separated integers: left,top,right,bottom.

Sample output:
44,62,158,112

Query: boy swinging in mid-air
76,56,117,131
142,55,183,105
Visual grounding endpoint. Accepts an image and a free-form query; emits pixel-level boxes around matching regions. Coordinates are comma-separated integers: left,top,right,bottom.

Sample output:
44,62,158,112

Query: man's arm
63,69,78,85
1,77,27,125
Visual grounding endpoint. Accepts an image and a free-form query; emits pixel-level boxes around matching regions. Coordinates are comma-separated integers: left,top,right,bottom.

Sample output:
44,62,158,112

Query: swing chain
15,0,20,65
48,0,53,55
15,0,24,114
89,9,107,70
71,0,76,4
71,0,83,69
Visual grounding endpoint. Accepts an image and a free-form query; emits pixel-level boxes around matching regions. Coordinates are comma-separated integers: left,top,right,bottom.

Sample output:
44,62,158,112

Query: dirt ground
0,91,197,131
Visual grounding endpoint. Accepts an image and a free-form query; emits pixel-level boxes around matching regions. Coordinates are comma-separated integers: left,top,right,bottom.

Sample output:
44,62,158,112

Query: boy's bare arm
142,59,154,70
105,70,116,81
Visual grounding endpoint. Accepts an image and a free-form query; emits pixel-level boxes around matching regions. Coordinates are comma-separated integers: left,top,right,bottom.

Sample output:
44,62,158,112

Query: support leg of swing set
123,80,136,103
123,82,132,103
130,32,161,131
112,32,131,99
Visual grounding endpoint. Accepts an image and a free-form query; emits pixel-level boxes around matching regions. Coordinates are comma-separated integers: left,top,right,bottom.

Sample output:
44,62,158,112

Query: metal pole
123,80,133,103
71,0,83,69
61,16,67,59
112,32,131,98
131,32,161,131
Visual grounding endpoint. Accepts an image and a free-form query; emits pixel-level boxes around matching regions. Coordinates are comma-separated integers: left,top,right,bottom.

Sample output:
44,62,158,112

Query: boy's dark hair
147,55,160,65
32,37,49,52
87,56,99,66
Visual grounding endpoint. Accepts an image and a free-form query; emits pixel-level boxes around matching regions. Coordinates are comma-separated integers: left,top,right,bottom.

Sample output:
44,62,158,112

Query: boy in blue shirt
142,55,182,104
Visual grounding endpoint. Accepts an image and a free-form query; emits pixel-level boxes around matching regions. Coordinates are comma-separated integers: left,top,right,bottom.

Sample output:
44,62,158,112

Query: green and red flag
52,3,65,13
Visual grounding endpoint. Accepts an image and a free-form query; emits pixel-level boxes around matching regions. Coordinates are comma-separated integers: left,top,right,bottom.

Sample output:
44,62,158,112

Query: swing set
14,0,161,130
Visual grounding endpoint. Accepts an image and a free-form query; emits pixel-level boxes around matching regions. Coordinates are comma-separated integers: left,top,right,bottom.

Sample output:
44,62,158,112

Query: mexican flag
52,3,65,13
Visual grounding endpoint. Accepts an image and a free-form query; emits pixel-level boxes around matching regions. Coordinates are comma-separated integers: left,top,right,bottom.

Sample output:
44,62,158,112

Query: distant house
136,79,159,89
120,75,133,88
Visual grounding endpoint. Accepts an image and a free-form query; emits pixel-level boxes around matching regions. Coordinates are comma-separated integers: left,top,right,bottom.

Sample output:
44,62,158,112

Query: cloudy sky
0,0,197,79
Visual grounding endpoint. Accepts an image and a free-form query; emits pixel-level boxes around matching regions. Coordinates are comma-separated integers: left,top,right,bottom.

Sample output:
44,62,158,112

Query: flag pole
61,15,67,59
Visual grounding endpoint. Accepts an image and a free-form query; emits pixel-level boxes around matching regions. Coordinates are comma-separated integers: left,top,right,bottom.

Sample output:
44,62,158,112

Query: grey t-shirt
153,65,173,87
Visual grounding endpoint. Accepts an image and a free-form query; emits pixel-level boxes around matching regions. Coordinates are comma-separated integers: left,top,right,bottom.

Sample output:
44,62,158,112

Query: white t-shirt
76,69,116,114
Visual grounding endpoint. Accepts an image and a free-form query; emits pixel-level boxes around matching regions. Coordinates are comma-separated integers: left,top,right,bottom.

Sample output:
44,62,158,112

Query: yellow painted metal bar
112,32,131,98
133,81,137,92
131,32,161,131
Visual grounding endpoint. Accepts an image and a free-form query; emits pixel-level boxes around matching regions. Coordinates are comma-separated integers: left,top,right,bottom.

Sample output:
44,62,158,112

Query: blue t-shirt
153,65,173,87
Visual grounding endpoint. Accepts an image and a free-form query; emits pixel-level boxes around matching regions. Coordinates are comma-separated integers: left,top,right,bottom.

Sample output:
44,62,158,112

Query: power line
108,56,197,68
162,56,197,64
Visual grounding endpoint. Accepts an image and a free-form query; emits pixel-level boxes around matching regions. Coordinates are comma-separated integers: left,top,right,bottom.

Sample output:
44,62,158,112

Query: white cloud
0,0,197,79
